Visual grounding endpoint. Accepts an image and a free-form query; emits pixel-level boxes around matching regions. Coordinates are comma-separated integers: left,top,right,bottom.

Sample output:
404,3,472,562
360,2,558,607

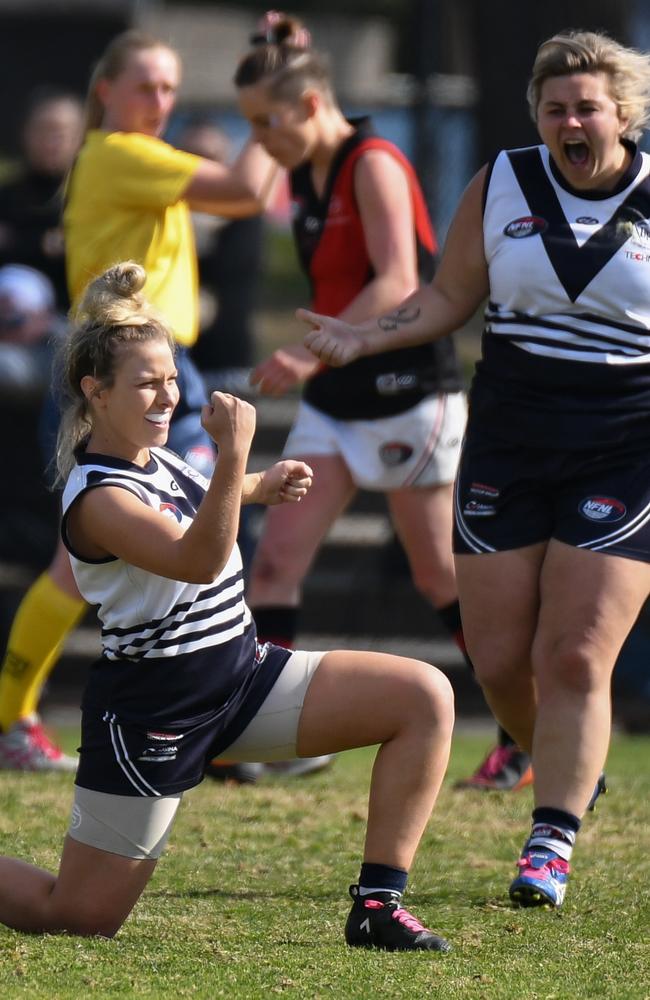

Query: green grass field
1,728,649,999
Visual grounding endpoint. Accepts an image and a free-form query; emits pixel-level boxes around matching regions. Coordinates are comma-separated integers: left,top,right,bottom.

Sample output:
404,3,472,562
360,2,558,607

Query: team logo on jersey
159,502,183,522
470,481,500,498
376,372,419,395
379,442,414,467
138,744,179,763
463,500,496,517
575,216,599,225
503,216,548,238
627,219,650,251
304,215,321,233
578,496,626,522
184,445,215,478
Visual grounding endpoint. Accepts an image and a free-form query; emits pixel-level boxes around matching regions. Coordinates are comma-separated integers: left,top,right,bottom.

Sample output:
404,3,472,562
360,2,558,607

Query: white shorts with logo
282,393,467,491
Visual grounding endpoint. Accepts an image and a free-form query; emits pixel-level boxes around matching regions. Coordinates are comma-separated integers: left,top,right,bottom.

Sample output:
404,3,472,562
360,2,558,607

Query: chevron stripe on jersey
61,447,252,660
483,143,650,366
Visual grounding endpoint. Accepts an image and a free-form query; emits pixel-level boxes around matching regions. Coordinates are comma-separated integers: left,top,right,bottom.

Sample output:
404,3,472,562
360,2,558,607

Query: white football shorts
282,392,467,491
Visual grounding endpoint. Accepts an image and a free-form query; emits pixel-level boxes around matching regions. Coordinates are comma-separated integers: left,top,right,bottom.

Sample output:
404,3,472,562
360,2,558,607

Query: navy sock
358,862,408,897
252,606,298,648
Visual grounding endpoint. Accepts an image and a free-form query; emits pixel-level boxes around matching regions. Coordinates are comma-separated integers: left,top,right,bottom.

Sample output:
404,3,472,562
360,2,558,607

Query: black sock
437,599,475,671
498,726,517,748
252,606,298,649
358,862,408,897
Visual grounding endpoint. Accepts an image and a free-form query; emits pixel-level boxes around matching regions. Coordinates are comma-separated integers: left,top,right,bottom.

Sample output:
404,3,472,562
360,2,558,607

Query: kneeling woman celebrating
0,262,454,951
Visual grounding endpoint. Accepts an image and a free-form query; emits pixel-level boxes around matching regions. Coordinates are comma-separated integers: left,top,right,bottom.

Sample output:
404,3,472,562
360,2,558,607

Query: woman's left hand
255,460,313,505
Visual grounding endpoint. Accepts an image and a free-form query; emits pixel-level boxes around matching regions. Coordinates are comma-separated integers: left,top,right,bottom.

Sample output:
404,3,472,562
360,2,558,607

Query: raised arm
69,393,255,584
183,139,281,218
301,166,490,366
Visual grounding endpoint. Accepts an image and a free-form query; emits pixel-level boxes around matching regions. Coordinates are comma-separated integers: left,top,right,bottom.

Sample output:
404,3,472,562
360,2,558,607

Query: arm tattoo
377,306,421,331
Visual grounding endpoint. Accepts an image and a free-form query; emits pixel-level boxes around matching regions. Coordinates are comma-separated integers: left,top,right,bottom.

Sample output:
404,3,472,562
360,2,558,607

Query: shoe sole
510,881,561,909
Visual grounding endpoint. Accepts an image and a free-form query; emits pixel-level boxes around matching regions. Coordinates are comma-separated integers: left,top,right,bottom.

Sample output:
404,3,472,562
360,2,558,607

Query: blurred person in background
0,264,64,559
178,117,266,577
178,117,264,393
0,89,83,312
235,14,531,785
0,26,279,774
0,265,73,767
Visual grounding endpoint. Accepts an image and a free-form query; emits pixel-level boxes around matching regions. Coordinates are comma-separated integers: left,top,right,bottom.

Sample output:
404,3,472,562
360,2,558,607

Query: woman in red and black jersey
234,15,526,790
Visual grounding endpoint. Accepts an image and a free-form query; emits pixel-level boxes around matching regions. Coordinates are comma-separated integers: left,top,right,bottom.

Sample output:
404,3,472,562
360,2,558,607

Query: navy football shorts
453,433,650,562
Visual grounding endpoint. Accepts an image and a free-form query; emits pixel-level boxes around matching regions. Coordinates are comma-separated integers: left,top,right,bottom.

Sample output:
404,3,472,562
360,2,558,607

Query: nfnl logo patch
579,496,626,522
159,502,182,522
503,216,548,238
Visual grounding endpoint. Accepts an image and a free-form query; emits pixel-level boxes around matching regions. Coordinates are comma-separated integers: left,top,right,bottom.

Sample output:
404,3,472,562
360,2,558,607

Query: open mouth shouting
564,139,590,167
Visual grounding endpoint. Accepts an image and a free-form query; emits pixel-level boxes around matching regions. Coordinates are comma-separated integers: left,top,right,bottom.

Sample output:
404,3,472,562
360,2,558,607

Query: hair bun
106,261,146,298
251,14,309,49
75,260,149,327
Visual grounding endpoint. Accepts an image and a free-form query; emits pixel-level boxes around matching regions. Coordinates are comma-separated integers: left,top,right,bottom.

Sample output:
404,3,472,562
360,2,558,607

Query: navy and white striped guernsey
483,142,650,367
61,446,252,661
473,141,650,449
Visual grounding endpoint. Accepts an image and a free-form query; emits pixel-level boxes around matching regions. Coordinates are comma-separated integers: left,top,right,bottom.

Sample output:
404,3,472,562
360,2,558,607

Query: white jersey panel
61,447,251,661
483,144,650,365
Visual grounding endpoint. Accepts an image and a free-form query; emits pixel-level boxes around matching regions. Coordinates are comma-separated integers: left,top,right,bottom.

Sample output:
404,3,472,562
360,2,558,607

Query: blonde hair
528,30,650,140
55,261,175,482
83,29,179,134
234,15,333,105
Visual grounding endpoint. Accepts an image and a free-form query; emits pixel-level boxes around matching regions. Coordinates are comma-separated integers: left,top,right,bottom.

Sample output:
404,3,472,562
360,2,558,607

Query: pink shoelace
391,907,428,933
20,721,64,760
517,855,570,876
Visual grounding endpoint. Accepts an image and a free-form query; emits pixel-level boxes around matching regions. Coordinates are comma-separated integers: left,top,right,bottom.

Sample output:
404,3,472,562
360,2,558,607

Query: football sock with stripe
527,807,581,862
358,862,408,898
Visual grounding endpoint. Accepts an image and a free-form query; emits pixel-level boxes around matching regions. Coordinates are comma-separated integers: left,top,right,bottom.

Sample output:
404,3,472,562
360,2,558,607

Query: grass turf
1,728,649,999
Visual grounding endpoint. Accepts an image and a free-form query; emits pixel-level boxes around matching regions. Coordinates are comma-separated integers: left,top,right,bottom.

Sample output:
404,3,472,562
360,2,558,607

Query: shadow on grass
148,886,341,902
148,885,506,911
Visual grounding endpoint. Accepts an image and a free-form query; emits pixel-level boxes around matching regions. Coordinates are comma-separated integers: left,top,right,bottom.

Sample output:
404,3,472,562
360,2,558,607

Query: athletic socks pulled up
358,862,408,899
527,806,581,862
